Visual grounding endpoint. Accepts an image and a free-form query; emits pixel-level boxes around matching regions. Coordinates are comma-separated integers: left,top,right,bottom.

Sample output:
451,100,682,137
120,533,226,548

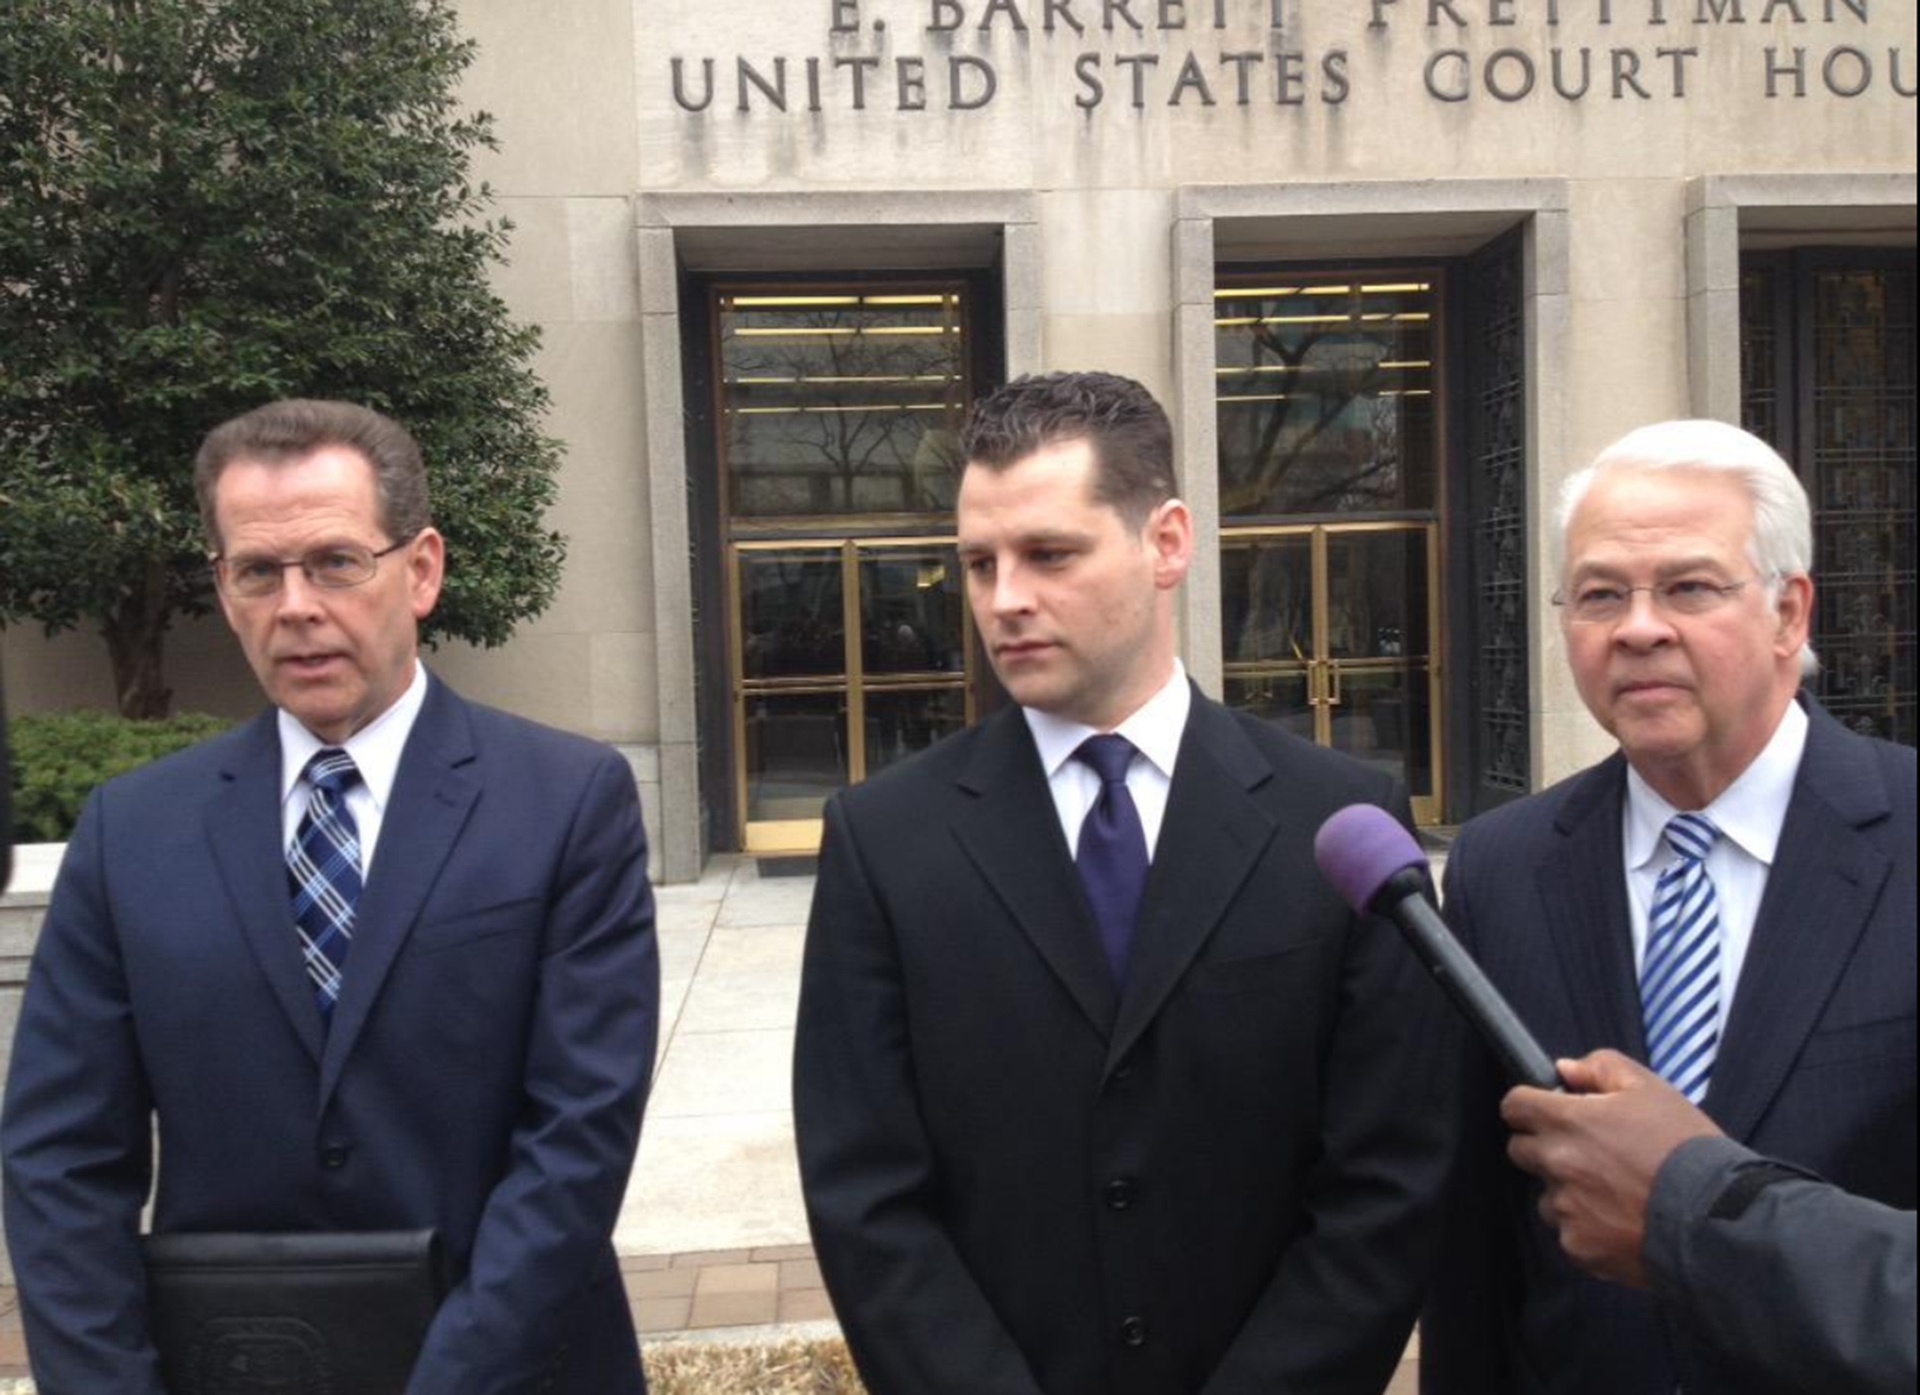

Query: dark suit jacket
1,676,660,1395
1421,696,1917,1395
1647,1134,1917,1395
794,689,1457,1395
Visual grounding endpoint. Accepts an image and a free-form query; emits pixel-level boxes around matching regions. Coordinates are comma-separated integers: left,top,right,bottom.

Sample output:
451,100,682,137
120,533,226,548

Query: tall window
1216,271,1445,822
715,286,983,853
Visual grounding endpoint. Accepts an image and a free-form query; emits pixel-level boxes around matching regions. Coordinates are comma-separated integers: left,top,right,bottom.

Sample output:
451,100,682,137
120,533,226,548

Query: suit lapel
1708,701,1893,1140
1539,756,1647,1059
319,679,480,1106
1107,696,1276,1074
951,709,1118,1039
208,710,325,1066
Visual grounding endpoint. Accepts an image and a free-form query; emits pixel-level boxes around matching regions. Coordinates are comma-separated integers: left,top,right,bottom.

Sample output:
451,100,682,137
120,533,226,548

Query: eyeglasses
213,535,416,599
1551,575,1771,626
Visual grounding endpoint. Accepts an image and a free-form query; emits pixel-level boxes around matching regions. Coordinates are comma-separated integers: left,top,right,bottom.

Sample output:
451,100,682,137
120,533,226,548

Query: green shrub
8,709,234,843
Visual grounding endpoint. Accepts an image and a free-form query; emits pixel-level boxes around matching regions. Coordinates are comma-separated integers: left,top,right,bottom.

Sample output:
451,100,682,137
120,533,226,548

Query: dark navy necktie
288,748,364,1020
1072,734,1149,985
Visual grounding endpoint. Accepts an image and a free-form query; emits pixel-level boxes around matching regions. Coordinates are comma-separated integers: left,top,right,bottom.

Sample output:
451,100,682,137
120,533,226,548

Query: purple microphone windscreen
1313,804,1426,913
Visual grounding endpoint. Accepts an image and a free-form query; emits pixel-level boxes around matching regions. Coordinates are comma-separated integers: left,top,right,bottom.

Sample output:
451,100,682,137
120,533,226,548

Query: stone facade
3,0,1914,880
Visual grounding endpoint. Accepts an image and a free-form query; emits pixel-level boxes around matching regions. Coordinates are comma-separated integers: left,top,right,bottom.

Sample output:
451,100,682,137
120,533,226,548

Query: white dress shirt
278,661,430,877
1622,698,1810,1021
1024,662,1191,860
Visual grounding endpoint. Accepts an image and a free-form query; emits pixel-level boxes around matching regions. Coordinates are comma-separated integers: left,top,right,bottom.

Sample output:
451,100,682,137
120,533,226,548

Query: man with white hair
1420,420,1917,1395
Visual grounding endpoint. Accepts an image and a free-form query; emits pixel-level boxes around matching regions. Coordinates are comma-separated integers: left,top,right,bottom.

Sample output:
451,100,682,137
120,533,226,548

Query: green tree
0,0,565,718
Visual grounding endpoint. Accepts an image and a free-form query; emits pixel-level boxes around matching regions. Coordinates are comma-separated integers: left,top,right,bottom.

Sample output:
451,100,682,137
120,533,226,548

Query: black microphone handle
1373,868,1563,1091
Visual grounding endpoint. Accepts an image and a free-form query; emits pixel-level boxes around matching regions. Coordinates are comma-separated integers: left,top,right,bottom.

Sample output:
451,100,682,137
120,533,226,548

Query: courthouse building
4,0,1914,882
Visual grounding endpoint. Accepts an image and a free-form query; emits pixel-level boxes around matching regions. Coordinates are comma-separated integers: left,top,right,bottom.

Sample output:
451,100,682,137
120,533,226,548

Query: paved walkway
619,857,815,1261
616,855,837,1336
0,853,1420,1388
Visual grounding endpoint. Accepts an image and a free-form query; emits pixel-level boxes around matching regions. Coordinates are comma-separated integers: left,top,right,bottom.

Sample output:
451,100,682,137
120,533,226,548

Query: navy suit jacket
2,676,660,1395
1421,696,1917,1395
795,691,1457,1395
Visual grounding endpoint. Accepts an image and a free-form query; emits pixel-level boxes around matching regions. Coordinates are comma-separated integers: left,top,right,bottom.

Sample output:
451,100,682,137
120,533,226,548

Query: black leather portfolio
142,1229,448,1395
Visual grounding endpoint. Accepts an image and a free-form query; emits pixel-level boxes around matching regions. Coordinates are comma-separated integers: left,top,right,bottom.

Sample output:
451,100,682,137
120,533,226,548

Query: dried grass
644,1336,868,1394
0,1345,866,1395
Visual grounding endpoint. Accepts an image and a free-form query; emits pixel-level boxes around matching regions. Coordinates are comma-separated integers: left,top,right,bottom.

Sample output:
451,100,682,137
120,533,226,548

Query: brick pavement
622,1243,837,1335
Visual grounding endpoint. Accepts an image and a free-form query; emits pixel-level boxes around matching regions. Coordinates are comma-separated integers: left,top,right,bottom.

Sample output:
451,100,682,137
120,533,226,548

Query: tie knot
1663,812,1720,863
304,748,362,796
1073,733,1137,786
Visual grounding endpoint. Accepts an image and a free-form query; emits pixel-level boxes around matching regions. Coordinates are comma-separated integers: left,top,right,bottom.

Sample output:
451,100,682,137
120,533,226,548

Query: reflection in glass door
1222,525,1442,823
1214,268,1449,823
734,541,972,852
717,284,980,854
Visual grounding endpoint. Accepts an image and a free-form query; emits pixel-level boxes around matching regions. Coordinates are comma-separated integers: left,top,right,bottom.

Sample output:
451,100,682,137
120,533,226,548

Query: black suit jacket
794,689,1457,1395
1421,696,1917,1395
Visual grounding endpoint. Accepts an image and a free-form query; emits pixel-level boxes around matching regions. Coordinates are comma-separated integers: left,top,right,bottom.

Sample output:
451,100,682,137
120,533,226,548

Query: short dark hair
959,371,1177,528
194,399,431,550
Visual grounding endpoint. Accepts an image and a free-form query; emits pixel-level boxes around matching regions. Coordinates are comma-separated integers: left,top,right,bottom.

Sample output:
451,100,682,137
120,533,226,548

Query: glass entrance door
1222,524,1442,823
734,540,972,853
714,283,983,854
1213,268,1450,823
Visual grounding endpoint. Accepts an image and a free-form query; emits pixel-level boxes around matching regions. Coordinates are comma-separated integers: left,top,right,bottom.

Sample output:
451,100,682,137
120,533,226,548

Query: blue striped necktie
288,748,364,1020
1642,812,1723,1104
1073,734,1149,986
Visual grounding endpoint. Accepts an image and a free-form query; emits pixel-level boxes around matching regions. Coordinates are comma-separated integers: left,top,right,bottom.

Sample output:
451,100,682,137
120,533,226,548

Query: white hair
1555,419,1818,676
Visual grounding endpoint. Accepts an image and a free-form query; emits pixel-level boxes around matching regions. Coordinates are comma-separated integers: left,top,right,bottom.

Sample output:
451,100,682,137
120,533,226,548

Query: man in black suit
794,371,1455,1395
1421,419,1916,1395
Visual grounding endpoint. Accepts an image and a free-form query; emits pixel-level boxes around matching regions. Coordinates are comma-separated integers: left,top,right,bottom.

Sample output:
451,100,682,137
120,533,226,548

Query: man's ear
1772,571,1813,661
1147,498,1194,592
408,527,447,620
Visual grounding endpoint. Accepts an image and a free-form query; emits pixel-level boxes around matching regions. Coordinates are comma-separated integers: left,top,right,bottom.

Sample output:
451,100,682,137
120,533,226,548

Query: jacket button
1104,1178,1137,1211
1119,1315,1148,1347
320,1145,351,1170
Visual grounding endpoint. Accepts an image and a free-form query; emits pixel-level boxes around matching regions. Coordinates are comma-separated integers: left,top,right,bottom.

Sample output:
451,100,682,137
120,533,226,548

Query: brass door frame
731,537,975,854
713,279,979,855
1223,521,1446,824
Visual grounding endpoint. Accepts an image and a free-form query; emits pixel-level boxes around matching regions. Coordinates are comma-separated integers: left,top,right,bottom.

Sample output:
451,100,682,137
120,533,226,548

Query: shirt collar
1624,697,1809,871
1024,661,1191,781
278,661,430,813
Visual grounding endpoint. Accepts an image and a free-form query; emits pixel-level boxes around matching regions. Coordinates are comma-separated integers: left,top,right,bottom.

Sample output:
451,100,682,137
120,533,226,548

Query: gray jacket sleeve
1647,1134,1917,1395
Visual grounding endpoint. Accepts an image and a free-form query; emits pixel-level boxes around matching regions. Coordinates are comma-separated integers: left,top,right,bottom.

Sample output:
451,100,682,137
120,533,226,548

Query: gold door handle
1326,663,1343,707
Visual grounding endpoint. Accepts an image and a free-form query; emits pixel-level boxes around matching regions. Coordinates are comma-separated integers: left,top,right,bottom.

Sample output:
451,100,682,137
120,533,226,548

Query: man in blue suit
1421,419,1915,1395
2,399,660,1394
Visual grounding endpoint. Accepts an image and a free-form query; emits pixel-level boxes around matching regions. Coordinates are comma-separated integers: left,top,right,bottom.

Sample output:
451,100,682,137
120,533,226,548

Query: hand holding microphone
1313,804,1561,1091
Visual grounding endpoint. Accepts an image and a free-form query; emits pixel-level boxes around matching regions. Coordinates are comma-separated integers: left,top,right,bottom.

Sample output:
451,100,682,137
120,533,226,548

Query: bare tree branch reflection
724,302,966,517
